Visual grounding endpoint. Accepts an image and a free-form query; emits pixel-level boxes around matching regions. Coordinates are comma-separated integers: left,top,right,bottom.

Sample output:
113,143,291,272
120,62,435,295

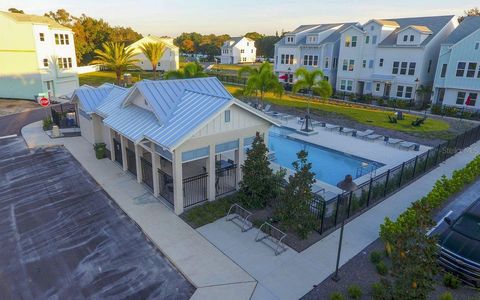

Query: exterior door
141,157,153,190
113,138,122,166
45,80,54,98
384,83,391,98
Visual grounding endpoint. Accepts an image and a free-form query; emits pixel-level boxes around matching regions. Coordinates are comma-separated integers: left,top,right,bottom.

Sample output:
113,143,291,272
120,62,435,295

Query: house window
400,62,408,75
396,85,404,98
242,57,247,62
351,36,357,47
340,80,346,90
440,64,447,77
475,42,480,50
372,35,377,44
313,56,318,66
286,36,294,43
467,93,478,106
55,34,59,44
456,91,466,105
478,65,480,78
348,59,355,71
43,59,48,67
362,60,366,68
57,58,63,68
60,34,65,45
333,58,338,69
68,57,72,68
392,61,399,74
437,88,445,102
340,80,353,91
379,58,384,67
408,62,416,75
375,83,381,92
466,63,477,77
241,49,245,53
456,62,466,77
324,57,329,68
368,60,374,68
345,36,351,47
427,60,432,73
287,54,294,64
405,86,413,99
365,36,370,44
65,34,69,45
366,82,372,92
410,35,414,42
247,42,249,46
251,49,254,53
63,58,68,68
342,59,348,71
281,54,285,64
225,110,231,122
157,62,161,66
347,80,353,91
39,33,45,41
403,35,408,42
371,25,375,31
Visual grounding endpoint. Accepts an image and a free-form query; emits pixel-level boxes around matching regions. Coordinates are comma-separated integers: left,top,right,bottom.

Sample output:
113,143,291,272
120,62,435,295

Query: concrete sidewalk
22,122,256,300
199,138,480,300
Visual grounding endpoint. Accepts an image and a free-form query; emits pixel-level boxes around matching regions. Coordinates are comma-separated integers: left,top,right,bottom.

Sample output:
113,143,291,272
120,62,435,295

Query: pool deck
272,117,429,194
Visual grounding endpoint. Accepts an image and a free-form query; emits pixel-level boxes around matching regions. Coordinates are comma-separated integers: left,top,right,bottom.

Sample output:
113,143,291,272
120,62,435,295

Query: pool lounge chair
262,104,271,113
385,138,404,147
325,124,340,131
355,129,374,138
365,134,383,141
339,127,355,135
399,141,419,150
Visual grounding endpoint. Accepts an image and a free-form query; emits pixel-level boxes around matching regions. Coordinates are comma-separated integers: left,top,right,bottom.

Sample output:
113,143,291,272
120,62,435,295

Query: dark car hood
438,229,480,264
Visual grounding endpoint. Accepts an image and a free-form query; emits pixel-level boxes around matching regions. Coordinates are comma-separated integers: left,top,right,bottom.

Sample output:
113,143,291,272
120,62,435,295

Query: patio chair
399,141,418,150
365,134,383,141
297,117,305,125
355,129,374,139
325,123,340,131
262,104,271,113
339,127,355,135
385,137,404,147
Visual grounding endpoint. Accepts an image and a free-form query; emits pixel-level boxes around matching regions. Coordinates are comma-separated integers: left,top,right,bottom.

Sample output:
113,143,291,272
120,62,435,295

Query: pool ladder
356,164,378,178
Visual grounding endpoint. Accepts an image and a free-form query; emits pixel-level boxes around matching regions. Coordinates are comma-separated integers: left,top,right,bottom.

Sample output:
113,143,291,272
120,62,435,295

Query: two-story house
274,23,357,88
432,16,480,110
0,11,79,100
127,35,179,72
220,37,256,64
336,16,457,102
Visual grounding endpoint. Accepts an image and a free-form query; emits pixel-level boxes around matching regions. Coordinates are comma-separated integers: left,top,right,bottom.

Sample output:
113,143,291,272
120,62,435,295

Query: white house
336,16,457,102
220,37,256,64
126,35,179,72
71,77,279,215
0,11,79,100
274,23,357,88
432,16,480,110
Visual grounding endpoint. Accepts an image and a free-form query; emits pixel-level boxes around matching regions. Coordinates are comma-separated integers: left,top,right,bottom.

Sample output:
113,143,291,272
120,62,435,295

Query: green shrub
42,117,53,130
376,261,388,276
329,292,345,300
443,273,461,289
371,279,391,300
439,291,454,300
347,284,362,299
370,251,382,264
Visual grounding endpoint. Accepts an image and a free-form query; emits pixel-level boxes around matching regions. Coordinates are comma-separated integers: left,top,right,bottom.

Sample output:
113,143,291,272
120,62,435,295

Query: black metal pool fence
311,124,480,236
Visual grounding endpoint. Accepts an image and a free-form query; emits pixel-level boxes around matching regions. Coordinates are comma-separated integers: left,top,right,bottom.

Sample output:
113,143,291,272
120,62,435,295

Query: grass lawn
226,85,451,135
79,71,156,87
181,194,237,228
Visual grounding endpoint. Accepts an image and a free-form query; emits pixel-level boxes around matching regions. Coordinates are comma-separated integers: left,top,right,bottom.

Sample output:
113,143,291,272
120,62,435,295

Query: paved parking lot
0,137,195,299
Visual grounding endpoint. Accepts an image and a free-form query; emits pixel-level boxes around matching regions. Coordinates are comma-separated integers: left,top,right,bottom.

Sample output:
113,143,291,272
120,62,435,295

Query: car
437,199,480,287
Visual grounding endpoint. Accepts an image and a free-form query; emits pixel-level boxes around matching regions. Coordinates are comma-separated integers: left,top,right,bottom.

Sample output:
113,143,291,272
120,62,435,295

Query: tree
255,35,281,58
293,68,333,131
245,32,263,41
44,9,72,25
416,85,432,106
458,7,480,22
181,39,196,53
8,8,24,14
275,150,317,239
238,132,285,208
164,62,207,79
238,62,283,106
139,42,166,79
91,42,139,85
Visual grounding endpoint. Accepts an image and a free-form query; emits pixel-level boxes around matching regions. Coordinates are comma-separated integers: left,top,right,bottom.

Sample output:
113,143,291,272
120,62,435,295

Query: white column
152,151,160,197
120,135,128,171
135,144,143,183
236,138,244,189
172,150,184,215
207,145,216,201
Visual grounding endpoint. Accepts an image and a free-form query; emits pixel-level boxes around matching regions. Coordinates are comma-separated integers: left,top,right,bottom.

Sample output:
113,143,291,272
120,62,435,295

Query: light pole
332,220,345,282
411,78,419,112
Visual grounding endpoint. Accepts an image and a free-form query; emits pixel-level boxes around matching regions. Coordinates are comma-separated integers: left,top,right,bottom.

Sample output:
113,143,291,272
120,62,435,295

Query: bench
226,203,253,232
255,222,288,256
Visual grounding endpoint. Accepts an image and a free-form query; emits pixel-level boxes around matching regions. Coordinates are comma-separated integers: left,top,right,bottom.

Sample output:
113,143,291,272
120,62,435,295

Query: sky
1,0,478,37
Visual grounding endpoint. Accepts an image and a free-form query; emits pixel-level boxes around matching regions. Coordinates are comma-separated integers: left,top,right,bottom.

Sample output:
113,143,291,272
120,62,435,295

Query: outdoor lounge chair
262,104,271,113
355,129,374,138
325,123,340,131
339,127,355,135
365,134,383,141
385,138,404,147
399,141,419,150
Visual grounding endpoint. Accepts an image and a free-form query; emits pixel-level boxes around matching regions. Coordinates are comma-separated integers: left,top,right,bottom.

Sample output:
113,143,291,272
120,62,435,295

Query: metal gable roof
73,85,115,114
95,86,130,117
444,16,480,45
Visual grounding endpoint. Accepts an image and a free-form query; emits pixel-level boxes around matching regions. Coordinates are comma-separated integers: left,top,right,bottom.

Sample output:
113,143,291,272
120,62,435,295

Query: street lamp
411,78,420,111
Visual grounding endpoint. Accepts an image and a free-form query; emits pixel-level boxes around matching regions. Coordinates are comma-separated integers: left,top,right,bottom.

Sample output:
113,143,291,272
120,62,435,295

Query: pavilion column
135,144,143,183
172,150,184,215
152,151,160,197
235,138,244,189
207,144,216,201
120,135,127,171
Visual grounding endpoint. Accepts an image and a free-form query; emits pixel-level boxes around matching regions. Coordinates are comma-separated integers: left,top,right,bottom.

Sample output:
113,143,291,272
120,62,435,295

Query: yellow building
0,11,79,100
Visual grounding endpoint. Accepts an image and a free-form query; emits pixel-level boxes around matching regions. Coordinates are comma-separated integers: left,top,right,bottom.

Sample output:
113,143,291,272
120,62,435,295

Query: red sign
39,97,50,107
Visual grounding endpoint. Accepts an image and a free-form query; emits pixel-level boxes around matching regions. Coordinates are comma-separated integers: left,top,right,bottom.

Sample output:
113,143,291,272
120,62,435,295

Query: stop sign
39,97,50,107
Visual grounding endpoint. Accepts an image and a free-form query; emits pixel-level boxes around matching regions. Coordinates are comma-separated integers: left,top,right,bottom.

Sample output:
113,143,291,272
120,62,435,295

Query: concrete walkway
199,138,480,300
21,122,256,300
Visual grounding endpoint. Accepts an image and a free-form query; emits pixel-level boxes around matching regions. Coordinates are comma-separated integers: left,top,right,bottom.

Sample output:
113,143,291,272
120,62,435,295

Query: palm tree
164,62,207,79
416,85,432,108
91,42,139,85
139,42,166,80
293,68,333,132
238,62,283,106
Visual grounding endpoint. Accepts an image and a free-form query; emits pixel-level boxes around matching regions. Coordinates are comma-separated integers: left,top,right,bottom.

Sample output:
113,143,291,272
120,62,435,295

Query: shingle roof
378,15,454,47
276,23,358,46
0,11,70,30
444,16,480,45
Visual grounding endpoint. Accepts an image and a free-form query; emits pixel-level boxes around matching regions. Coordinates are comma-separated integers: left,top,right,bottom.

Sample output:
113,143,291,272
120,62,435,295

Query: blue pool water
268,128,384,186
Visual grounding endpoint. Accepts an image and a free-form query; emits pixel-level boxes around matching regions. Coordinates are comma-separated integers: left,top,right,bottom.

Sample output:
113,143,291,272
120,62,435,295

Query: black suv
437,199,480,287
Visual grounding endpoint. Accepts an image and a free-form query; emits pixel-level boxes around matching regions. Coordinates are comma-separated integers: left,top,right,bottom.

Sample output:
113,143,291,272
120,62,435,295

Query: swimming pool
268,127,384,186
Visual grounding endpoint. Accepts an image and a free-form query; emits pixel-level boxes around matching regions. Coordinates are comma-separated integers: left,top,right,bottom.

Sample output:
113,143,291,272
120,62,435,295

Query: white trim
0,134,17,140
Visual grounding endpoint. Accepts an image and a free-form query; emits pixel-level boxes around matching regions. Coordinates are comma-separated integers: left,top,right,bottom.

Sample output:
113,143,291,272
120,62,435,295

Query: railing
158,169,174,206
141,157,153,190
183,173,208,208
126,148,136,176
216,164,237,196
314,124,480,236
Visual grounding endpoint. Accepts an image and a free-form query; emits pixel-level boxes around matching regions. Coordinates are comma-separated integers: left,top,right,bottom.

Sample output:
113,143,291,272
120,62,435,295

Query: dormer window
286,36,294,43
39,33,45,41
370,25,375,31
308,36,317,43
475,42,479,50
